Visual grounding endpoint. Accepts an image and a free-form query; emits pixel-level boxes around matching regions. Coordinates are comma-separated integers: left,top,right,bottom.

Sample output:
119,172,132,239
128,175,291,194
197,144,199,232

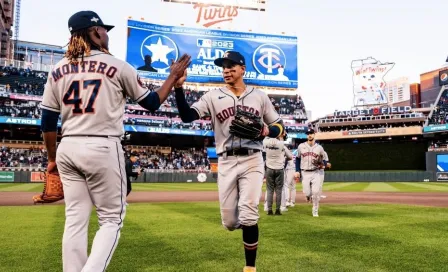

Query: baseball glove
230,108,265,140
312,155,325,169
32,163,64,204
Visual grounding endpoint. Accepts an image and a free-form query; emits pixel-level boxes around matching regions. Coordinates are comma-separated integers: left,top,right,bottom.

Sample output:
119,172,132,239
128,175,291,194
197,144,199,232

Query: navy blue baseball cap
68,11,114,35
306,128,315,134
214,51,245,67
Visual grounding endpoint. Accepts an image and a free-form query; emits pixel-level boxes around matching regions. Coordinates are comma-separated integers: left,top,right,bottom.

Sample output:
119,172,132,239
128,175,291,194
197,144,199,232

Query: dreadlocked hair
65,28,111,65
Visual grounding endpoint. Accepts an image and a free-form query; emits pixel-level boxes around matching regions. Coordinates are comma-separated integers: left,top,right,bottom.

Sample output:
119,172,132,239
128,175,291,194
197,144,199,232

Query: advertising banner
0,171,14,182
334,106,412,117
351,57,395,107
126,20,298,88
437,172,448,181
0,116,307,139
342,129,386,136
31,172,45,182
439,70,448,86
423,124,448,133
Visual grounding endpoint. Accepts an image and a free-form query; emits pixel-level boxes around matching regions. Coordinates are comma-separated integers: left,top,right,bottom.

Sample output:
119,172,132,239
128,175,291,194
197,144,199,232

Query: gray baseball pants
265,167,284,211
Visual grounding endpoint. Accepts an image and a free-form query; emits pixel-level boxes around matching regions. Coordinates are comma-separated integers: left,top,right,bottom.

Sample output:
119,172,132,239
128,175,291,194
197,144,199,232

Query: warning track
0,191,447,207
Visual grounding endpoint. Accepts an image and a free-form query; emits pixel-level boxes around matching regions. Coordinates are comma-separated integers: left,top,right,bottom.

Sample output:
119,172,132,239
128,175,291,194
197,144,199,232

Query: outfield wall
0,170,442,183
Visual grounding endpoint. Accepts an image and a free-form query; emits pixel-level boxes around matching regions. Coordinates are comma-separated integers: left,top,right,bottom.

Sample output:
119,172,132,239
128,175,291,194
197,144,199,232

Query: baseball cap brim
214,57,233,67
103,24,115,32
214,57,243,67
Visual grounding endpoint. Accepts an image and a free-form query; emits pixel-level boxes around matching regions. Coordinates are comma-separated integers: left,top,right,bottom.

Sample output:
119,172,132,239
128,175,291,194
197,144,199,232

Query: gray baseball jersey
263,137,286,170
322,151,329,162
41,50,149,137
191,86,280,154
297,142,326,171
284,146,295,170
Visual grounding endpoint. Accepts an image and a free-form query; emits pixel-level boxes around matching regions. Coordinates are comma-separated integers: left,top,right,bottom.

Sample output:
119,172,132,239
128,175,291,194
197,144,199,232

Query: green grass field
2,182,448,192
1,202,447,272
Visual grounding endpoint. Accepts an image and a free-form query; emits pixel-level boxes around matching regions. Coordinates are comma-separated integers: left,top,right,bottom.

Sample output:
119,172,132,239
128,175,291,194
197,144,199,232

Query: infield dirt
0,191,447,207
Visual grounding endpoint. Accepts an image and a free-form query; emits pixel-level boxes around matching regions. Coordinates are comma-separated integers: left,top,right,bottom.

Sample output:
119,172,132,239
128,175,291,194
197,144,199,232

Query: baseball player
295,128,327,217
40,11,190,272
284,145,296,207
263,130,292,215
174,51,284,272
319,151,331,198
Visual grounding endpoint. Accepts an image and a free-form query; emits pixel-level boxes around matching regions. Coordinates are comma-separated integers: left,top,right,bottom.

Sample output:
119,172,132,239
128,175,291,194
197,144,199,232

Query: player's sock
242,224,259,267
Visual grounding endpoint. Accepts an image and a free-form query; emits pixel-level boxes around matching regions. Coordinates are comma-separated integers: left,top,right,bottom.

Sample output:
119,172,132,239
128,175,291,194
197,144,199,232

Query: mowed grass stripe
364,182,400,192
0,183,42,192
401,182,448,191
328,182,370,192
322,182,358,190
387,182,444,192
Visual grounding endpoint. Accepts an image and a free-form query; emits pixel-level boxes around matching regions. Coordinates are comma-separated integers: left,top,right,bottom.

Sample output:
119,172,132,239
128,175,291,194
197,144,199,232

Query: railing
0,167,45,172
0,58,54,73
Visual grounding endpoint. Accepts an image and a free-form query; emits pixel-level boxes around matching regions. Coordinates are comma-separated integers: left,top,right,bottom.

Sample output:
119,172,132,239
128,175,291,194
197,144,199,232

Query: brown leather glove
32,162,64,204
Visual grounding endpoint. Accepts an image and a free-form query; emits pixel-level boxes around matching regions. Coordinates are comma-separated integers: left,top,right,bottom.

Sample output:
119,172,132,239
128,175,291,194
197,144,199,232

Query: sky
18,0,448,120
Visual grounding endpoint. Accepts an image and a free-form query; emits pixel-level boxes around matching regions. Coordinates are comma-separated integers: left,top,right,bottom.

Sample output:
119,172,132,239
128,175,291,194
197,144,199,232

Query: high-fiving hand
169,54,191,84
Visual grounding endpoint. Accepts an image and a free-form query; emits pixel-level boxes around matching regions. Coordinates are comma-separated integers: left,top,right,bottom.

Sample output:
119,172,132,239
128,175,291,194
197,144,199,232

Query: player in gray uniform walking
319,150,331,199
40,10,190,272
295,128,327,217
263,130,292,215
174,51,284,272
283,145,297,207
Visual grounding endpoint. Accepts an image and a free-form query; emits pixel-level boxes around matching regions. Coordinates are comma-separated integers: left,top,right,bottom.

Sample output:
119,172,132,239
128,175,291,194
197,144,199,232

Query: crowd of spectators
0,99,41,119
0,66,47,96
428,140,448,152
125,147,211,171
0,143,211,171
0,145,48,170
428,88,448,126
0,66,308,121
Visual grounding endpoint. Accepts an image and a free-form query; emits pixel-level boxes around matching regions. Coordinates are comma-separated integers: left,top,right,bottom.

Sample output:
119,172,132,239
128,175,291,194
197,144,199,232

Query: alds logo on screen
194,3,239,28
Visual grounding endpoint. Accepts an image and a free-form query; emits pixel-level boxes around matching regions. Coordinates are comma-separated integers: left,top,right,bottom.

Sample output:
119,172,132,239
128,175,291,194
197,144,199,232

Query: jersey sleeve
41,76,60,113
190,91,211,118
323,151,329,161
119,62,150,103
284,146,293,160
296,145,302,157
262,93,280,125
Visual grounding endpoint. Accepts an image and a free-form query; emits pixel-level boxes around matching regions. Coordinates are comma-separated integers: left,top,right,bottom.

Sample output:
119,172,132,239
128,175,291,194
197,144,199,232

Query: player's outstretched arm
121,54,191,113
174,87,200,123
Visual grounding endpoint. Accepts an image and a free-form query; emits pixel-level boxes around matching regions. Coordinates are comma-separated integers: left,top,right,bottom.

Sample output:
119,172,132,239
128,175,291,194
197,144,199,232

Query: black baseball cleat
275,209,282,215
267,210,274,215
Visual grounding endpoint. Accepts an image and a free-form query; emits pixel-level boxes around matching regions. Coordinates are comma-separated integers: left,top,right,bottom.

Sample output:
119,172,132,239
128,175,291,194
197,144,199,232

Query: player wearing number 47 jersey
40,10,191,272
174,51,284,272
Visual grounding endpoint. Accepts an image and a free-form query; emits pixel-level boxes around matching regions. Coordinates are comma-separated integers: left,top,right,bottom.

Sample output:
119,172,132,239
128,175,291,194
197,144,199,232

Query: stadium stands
428,88,448,125
0,66,308,120
0,140,211,171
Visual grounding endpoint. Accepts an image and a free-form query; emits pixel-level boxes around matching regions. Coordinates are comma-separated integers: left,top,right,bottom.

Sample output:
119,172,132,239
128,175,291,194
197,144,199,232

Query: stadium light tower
13,0,21,61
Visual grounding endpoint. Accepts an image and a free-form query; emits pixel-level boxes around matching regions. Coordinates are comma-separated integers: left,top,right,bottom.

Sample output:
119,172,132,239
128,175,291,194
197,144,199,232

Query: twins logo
216,105,260,123
252,44,286,75
140,34,179,72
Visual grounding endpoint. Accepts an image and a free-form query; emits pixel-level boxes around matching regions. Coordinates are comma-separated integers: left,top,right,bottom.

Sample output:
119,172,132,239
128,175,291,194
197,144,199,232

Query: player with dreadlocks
39,10,191,271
